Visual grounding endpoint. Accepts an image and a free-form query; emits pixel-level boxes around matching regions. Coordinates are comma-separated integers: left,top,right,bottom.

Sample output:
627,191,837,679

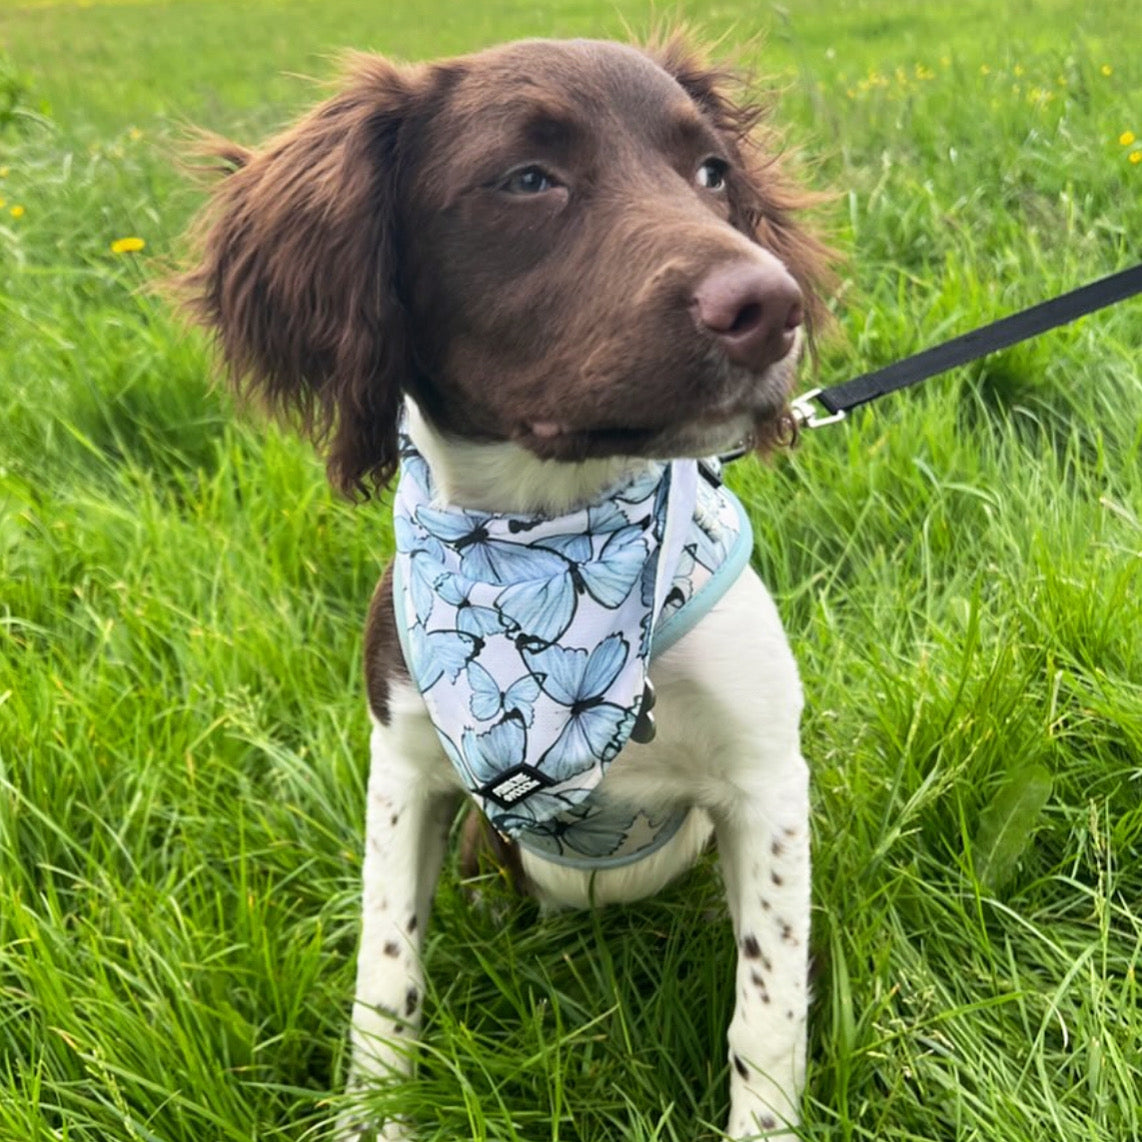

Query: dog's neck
404,400,651,516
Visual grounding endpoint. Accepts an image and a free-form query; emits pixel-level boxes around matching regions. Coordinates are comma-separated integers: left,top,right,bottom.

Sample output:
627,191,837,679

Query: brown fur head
174,35,832,496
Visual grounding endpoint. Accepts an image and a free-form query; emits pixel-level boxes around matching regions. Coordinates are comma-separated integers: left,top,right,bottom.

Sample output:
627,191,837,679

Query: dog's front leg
340,718,456,1140
715,758,810,1138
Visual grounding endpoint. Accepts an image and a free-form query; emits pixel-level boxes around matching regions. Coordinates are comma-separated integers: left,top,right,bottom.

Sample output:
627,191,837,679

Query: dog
177,32,831,1139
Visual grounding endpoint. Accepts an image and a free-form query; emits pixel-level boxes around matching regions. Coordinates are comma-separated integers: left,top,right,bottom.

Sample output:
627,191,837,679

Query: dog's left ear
647,33,834,335
174,55,437,497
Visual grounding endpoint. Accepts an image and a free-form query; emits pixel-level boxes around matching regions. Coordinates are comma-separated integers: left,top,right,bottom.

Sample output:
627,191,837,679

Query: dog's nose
691,260,804,371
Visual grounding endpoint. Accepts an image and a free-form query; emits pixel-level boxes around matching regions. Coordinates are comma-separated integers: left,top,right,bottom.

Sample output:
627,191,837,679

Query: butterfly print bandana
393,437,752,868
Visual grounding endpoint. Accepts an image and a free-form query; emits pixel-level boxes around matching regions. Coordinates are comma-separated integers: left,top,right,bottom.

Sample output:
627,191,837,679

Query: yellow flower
9,204,24,218
1131,152,1142,165
127,126,143,141
110,236,146,254
1120,131,1136,146
1100,64,1113,76
980,64,991,75
0,167,8,178
1013,64,1025,77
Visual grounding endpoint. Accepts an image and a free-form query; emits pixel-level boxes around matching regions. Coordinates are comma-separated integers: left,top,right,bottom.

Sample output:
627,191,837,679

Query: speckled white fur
341,411,811,1140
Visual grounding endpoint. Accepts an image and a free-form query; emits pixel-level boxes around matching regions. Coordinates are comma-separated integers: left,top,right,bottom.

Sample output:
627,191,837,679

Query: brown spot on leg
749,970,771,1002
742,935,760,959
405,987,418,1017
383,941,400,957
733,1054,749,1079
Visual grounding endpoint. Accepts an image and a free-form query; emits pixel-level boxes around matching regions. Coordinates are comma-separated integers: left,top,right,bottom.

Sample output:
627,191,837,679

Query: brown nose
691,260,804,371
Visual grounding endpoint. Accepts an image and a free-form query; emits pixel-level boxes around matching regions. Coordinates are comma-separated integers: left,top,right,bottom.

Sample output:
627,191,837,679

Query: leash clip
792,388,847,430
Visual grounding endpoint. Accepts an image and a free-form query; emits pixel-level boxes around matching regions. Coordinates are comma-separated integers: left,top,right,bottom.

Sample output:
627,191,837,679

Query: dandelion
0,167,8,178
1120,131,1136,146
1131,152,1142,165
1013,64,1025,77
127,126,143,141
1100,64,1113,76
980,64,991,75
9,205,24,218
110,236,146,254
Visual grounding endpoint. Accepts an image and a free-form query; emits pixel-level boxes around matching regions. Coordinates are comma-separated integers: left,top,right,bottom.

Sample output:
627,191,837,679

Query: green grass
1,0,1140,1139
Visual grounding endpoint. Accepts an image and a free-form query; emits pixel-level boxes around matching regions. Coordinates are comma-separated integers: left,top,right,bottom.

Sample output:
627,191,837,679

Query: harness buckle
715,441,752,465
791,388,847,430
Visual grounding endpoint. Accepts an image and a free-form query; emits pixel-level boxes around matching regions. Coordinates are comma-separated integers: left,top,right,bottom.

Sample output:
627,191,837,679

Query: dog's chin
514,404,792,463
648,402,798,460
514,368,798,463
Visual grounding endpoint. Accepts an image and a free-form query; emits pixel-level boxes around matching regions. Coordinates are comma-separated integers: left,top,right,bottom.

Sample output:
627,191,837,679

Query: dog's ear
647,32,834,336
175,55,431,497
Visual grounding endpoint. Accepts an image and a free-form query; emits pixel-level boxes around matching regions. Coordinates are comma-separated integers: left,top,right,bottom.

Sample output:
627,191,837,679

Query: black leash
790,261,1142,430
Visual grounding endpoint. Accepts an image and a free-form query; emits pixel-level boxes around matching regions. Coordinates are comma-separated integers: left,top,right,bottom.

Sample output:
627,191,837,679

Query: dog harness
393,438,753,870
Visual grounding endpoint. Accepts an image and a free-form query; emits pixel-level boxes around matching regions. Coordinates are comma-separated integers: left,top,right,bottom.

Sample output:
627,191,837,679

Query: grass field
1,1,1140,1139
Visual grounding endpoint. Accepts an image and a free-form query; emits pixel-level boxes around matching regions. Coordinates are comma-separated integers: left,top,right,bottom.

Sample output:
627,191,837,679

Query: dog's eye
696,158,729,191
501,165,558,195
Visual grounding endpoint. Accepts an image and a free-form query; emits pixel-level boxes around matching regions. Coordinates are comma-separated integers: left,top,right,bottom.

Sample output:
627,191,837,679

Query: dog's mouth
515,358,799,461
516,402,789,461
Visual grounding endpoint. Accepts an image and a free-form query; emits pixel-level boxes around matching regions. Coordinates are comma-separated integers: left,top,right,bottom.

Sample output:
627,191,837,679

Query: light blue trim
515,807,690,870
651,486,753,658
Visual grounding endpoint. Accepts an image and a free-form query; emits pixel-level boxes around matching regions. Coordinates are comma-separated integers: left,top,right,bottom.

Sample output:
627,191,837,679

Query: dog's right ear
175,55,429,497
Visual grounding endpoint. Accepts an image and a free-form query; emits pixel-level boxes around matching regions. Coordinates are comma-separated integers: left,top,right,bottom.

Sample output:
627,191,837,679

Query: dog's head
176,35,831,497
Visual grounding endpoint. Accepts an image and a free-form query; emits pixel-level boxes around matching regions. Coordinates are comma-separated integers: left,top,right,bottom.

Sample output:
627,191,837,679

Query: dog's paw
725,1108,799,1140
333,1109,413,1142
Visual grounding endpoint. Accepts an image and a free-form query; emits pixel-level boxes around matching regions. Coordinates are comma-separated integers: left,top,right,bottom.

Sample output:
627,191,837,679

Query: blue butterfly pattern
522,634,636,773
466,661,540,725
393,432,750,866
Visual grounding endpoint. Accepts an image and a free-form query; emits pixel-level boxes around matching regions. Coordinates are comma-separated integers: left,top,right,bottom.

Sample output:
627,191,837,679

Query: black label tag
479,764,554,808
